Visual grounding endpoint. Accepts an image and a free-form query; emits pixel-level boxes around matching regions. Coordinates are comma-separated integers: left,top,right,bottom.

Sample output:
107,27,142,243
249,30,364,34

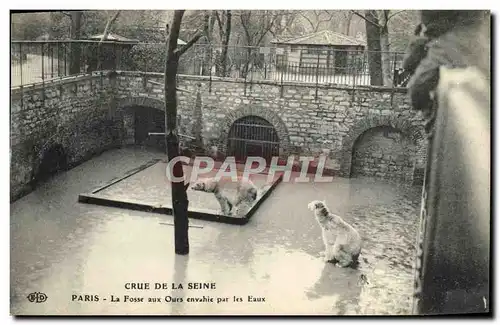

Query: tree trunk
96,11,121,71
201,12,215,76
242,47,252,79
220,10,232,77
364,10,383,86
345,12,353,36
165,10,190,255
69,11,82,75
379,10,393,86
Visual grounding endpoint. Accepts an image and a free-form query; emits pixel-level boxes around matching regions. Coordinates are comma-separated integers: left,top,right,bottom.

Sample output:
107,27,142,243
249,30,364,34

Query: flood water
10,147,422,315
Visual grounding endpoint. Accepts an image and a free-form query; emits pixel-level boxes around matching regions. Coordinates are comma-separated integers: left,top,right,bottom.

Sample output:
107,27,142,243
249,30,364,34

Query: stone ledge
78,159,284,225
10,73,104,97
114,70,409,94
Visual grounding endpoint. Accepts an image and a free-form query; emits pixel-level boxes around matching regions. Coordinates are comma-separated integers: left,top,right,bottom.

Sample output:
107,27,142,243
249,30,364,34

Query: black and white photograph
7,6,491,317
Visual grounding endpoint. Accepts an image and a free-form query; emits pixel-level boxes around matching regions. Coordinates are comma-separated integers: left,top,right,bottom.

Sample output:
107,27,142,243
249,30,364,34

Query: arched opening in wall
350,126,416,182
35,144,68,184
227,115,280,164
133,106,166,153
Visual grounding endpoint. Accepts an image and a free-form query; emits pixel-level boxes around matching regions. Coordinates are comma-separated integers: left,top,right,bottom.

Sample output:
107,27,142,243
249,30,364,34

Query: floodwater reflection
11,148,421,315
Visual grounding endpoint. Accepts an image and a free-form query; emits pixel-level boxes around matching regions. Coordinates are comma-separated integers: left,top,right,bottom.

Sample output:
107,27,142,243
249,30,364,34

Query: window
335,50,348,73
276,54,286,69
303,48,322,55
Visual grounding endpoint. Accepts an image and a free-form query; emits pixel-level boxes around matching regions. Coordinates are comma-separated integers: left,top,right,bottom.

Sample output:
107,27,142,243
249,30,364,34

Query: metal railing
10,40,135,87
11,40,407,88
412,67,490,315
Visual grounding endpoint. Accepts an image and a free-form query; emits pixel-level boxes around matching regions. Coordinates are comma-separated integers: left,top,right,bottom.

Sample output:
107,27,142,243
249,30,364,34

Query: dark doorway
227,116,280,164
134,107,165,152
350,126,415,181
34,144,68,184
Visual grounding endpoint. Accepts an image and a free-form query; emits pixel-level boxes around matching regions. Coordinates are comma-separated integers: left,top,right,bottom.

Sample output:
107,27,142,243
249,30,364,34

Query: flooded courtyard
10,147,422,315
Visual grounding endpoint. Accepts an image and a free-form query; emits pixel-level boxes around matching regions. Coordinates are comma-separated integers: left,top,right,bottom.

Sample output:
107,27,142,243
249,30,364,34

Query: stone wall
10,74,121,201
351,126,416,181
11,71,427,201
114,72,427,178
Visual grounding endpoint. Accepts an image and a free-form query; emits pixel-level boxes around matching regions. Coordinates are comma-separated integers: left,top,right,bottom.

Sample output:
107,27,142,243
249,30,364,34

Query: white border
2,2,498,324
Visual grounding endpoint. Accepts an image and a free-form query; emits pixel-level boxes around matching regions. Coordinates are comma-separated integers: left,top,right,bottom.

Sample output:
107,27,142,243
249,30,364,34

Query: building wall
10,74,122,201
278,44,364,69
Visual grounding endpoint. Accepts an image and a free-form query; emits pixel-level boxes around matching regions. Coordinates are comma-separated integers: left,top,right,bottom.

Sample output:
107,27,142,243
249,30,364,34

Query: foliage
125,43,166,72
113,10,166,42
11,10,167,41
11,12,51,40
12,10,420,53
388,11,420,51
124,43,201,74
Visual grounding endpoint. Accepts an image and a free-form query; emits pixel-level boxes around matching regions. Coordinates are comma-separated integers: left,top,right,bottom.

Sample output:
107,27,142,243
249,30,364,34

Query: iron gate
227,116,280,164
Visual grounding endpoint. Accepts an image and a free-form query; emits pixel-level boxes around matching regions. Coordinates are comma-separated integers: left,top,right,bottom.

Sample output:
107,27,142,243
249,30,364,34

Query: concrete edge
77,160,284,226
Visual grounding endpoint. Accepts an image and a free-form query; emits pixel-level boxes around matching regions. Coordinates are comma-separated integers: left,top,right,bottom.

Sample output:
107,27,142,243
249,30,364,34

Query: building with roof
271,30,366,75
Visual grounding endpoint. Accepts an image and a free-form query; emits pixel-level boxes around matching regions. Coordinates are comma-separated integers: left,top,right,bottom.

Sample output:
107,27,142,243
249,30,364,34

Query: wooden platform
78,159,283,225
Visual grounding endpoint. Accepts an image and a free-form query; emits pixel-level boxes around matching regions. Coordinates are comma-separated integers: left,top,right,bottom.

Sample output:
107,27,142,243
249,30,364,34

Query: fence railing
10,40,135,87
11,40,407,88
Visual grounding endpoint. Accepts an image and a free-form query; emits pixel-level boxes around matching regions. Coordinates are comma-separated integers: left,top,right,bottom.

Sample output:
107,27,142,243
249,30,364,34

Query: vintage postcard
9,8,491,316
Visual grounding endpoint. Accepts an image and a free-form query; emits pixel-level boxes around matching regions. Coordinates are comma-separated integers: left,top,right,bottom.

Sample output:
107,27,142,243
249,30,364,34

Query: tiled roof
88,33,139,43
271,30,366,47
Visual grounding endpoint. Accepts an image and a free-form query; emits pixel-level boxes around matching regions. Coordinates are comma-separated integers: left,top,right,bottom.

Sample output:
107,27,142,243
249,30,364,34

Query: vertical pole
19,43,23,87
351,51,356,106
50,43,54,79
64,42,67,76
244,48,247,96
249,48,254,93
116,42,121,71
280,52,284,98
392,51,398,87
19,42,23,109
315,51,320,100
209,44,212,93
41,42,45,86
100,42,103,88
352,50,357,87
57,42,61,78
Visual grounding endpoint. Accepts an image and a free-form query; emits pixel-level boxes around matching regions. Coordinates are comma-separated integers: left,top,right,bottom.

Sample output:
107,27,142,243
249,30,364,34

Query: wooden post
315,51,320,100
164,13,190,255
163,10,208,255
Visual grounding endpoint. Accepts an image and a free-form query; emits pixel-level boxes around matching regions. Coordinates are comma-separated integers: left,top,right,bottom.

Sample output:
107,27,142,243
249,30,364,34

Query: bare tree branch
299,10,336,33
214,10,223,37
174,11,209,57
299,11,317,32
351,10,381,28
344,11,354,35
100,10,121,41
96,10,121,71
175,30,205,57
316,10,335,27
387,10,406,21
256,11,279,45
240,12,254,45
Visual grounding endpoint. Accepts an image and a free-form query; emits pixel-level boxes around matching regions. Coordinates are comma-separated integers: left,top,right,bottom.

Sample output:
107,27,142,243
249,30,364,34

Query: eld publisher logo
27,292,48,303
